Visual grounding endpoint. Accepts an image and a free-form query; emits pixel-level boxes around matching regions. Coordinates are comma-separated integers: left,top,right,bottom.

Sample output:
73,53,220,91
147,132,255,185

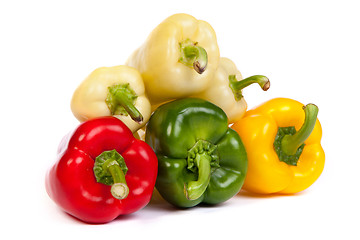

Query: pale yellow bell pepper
192,57,270,123
126,13,220,105
71,65,151,133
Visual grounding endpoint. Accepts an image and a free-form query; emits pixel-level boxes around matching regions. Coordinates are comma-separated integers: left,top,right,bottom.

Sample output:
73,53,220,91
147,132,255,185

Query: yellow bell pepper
71,65,151,133
126,13,220,105
231,98,325,194
192,57,269,123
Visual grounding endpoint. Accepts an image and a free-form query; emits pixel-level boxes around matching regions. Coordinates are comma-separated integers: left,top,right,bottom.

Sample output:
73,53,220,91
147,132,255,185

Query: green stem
179,39,208,74
185,153,211,200
106,84,143,123
281,104,319,156
229,75,270,101
93,150,129,199
106,161,129,199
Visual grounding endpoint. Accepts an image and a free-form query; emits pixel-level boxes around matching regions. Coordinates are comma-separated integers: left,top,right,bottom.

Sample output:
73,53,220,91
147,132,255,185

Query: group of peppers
45,13,325,224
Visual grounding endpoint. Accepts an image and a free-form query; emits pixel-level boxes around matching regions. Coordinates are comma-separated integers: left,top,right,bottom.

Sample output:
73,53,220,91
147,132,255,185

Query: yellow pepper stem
106,83,143,123
229,75,270,101
179,39,208,74
281,104,319,156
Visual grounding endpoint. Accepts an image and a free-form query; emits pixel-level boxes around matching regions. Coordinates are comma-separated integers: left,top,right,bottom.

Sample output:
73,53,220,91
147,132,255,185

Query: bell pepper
145,98,247,208
126,13,220,105
71,65,151,133
192,57,270,123
231,98,325,194
45,116,158,223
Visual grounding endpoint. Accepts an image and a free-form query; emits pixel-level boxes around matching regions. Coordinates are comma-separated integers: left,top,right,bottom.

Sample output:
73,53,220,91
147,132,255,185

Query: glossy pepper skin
71,65,151,133
45,117,158,223
126,13,220,105
231,98,325,194
145,98,247,208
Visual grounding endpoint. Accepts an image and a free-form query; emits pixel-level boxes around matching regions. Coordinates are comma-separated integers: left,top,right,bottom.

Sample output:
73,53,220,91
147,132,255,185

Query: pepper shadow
145,188,187,212
237,189,306,199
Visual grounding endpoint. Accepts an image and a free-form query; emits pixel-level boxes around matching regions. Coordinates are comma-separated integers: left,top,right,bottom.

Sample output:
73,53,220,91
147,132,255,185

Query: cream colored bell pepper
192,57,270,123
126,13,220,105
71,65,151,132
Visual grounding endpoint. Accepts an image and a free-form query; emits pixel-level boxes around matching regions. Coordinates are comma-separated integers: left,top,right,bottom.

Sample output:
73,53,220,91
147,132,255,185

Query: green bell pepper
145,98,247,208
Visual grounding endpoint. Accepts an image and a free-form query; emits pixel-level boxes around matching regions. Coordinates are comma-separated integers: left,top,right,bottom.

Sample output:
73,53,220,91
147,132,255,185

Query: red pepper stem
93,150,129,200
107,160,129,200
185,153,211,200
281,104,319,156
229,75,270,101
179,39,208,74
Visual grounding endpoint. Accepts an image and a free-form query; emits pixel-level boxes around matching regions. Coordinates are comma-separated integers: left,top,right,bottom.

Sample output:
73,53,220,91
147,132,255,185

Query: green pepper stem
106,160,129,199
179,39,208,74
106,84,143,123
229,75,270,101
281,104,319,156
185,153,211,200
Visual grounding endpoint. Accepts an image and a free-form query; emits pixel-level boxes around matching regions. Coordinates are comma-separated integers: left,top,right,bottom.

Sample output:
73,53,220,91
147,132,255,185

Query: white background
1,0,359,239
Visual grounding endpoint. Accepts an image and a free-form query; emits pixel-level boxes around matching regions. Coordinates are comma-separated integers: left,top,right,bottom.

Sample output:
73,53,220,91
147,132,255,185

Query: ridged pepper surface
232,98,325,194
46,117,158,223
145,98,247,207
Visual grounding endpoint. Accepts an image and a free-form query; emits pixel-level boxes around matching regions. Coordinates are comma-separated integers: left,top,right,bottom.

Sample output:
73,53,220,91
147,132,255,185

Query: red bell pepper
45,116,158,223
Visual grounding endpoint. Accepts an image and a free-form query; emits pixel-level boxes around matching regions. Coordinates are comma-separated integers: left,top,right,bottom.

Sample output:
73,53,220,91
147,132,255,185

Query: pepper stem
185,153,212,200
281,104,319,156
179,39,208,74
107,162,129,199
106,83,143,123
229,75,270,101
93,150,129,199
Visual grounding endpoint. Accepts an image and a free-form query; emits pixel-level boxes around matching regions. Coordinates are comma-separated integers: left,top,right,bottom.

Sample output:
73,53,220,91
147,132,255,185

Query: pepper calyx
93,150,129,199
274,104,319,166
179,39,208,74
274,126,305,166
187,139,220,171
106,83,143,123
185,139,219,200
